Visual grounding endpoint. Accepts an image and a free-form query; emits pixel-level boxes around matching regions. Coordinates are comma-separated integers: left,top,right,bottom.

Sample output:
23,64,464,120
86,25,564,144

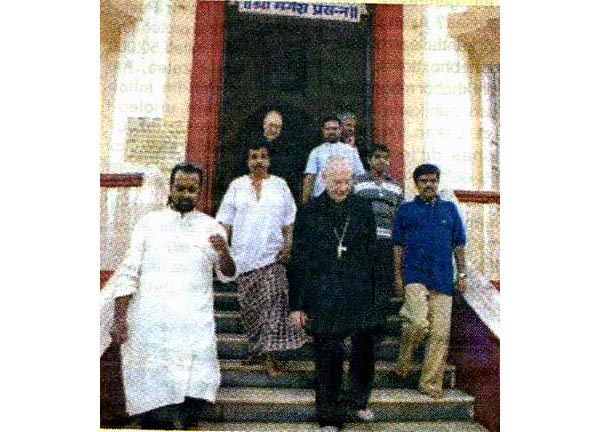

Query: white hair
263,110,282,123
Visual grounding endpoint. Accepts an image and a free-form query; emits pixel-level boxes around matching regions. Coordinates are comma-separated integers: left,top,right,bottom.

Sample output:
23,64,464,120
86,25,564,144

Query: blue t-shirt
392,195,467,295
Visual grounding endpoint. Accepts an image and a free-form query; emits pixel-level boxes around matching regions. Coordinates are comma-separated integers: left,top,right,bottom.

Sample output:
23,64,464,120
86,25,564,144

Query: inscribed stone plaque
124,117,187,175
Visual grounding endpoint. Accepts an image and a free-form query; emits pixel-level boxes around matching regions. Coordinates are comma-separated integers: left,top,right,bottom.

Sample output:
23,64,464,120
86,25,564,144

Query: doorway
216,5,372,201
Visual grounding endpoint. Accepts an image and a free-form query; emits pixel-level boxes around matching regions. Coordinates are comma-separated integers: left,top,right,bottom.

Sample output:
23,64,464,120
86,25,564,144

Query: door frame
185,3,405,214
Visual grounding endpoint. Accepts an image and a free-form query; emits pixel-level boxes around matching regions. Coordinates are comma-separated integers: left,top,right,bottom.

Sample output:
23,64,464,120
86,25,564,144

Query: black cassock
288,192,385,429
289,193,384,334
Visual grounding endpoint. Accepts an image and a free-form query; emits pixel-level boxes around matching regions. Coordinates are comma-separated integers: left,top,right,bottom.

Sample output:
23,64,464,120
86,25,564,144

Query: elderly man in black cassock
288,155,383,432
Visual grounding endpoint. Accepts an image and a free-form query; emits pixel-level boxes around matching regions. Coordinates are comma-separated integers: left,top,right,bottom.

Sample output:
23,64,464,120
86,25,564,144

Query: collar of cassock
322,193,352,221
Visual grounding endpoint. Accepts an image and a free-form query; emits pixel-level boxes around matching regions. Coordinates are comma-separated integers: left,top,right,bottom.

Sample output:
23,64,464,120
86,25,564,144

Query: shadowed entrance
217,5,372,202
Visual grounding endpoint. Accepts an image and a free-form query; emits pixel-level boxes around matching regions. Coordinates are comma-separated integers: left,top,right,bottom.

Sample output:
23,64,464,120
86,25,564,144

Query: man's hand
290,311,307,328
209,234,229,256
210,234,236,277
456,277,468,294
111,318,128,345
277,247,292,265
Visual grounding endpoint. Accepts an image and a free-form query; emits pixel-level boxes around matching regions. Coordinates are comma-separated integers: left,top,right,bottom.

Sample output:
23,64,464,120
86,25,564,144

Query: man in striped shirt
354,142,404,319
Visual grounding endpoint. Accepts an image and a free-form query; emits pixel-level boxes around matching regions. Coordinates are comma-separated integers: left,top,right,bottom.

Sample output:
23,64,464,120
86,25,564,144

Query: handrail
100,173,144,188
454,189,500,204
100,173,501,204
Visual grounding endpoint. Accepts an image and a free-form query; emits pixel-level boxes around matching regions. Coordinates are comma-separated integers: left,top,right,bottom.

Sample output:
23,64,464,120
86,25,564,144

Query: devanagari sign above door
238,1,361,23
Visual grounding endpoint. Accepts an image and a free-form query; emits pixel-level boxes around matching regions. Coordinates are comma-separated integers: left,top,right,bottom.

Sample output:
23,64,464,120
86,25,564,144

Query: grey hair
337,112,356,123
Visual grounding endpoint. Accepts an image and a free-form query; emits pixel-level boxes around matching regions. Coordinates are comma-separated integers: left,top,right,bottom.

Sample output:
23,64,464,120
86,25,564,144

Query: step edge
216,388,475,404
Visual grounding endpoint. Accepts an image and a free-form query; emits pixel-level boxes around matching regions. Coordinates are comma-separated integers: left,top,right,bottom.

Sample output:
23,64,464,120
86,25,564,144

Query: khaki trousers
397,283,453,393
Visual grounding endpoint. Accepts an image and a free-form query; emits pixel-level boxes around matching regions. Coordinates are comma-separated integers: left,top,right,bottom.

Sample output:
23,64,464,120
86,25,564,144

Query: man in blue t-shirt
392,163,467,398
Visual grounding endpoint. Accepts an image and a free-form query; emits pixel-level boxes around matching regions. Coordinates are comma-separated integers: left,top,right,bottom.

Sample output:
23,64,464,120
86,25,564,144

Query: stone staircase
188,282,489,431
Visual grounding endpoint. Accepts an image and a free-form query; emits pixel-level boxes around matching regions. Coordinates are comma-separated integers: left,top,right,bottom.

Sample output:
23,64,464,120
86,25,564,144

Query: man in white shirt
108,163,236,430
301,115,365,205
216,143,307,377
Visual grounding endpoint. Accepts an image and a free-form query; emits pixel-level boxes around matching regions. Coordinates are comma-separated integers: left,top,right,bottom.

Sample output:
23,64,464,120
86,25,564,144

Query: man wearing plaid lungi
217,142,307,377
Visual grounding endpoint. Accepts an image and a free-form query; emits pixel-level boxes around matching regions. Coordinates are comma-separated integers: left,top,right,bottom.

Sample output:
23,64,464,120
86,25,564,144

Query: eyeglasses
416,178,439,185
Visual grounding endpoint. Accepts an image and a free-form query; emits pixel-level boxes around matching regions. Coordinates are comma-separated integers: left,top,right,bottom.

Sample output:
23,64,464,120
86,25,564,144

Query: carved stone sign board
124,117,187,175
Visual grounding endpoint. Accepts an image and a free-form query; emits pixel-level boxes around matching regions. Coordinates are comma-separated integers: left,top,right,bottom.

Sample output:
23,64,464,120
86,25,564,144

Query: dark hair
368,142,390,158
249,139,271,155
169,162,204,187
321,115,340,127
413,163,441,182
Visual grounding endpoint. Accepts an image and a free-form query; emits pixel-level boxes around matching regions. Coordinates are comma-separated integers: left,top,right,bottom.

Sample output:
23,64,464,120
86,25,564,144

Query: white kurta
104,208,234,416
215,175,296,275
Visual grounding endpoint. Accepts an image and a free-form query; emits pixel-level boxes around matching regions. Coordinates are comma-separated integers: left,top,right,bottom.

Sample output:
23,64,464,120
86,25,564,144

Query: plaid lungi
237,263,307,356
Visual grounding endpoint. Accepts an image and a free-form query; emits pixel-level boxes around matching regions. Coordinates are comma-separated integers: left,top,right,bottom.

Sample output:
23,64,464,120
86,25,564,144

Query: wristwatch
457,272,467,279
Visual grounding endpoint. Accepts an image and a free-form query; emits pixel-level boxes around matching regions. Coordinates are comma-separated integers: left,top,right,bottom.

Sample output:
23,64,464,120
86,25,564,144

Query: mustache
177,198,195,207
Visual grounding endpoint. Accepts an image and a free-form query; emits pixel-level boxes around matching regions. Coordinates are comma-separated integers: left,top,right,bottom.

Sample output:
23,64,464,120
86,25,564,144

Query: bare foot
357,408,375,422
270,357,288,372
419,386,444,398
393,363,411,379
264,355,283,378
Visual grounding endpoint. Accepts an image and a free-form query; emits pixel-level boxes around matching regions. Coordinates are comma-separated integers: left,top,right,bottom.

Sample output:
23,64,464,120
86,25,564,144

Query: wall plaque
124,117,187,174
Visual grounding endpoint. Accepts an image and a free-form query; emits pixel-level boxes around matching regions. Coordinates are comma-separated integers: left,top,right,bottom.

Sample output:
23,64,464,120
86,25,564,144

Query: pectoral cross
334,216,351,260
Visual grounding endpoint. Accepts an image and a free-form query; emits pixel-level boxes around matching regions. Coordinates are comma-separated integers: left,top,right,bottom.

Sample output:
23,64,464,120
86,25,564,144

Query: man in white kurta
217,166,296,277
108,163,236,429
216,144,307,376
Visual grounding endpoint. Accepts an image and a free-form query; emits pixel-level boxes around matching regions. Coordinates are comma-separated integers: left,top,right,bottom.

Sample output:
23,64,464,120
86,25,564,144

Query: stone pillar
448,7,500,190
100,0,143,172
372,4,405,186
163,0,198,121
402,5,426,193
185,1,226,215
448,7,500,279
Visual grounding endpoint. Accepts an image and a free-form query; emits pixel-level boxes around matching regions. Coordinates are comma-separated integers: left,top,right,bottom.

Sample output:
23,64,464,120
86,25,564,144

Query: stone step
213,286,403,315
192,420,488,431
216,311,403,336
220,360,455,389
215,292,240,311
214,281,238,293
217,334,401,362
199,387,474,423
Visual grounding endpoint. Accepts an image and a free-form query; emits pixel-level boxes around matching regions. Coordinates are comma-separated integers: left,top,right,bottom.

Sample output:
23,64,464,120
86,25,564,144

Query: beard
172,198,196,213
